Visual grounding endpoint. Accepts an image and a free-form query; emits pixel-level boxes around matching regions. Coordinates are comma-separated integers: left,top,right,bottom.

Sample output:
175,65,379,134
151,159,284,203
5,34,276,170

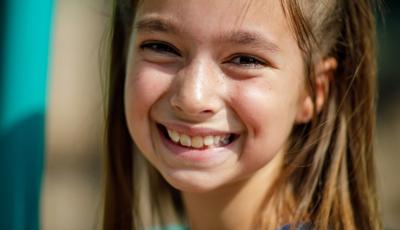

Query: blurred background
1,0,399,229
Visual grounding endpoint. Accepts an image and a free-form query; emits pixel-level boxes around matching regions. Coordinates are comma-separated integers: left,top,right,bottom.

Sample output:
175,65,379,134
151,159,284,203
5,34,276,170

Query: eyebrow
135,17,180,34
220,30,280,53
134,17,281,53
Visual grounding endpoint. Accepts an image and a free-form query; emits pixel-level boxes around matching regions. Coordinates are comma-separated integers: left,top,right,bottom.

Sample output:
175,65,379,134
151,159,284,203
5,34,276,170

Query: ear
295,57,337,124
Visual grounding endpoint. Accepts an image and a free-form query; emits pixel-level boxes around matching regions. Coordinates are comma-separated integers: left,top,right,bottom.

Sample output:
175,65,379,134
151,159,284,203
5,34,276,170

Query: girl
103,0,382,229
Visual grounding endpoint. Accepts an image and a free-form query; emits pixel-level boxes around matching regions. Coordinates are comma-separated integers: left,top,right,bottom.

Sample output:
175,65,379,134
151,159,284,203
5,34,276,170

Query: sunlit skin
124,0,333,229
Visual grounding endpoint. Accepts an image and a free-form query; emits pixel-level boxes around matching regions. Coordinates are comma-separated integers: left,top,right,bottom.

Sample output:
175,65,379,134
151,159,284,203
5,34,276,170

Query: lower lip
158,127,237,164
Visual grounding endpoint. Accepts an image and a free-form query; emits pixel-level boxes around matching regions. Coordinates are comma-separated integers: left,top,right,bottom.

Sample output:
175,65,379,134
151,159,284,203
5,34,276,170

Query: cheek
124,64,171,154
230,80,300,167
125,63,171,119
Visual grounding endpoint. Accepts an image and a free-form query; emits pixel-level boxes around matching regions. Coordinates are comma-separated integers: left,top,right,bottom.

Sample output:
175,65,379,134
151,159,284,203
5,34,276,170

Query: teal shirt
148,225,188,230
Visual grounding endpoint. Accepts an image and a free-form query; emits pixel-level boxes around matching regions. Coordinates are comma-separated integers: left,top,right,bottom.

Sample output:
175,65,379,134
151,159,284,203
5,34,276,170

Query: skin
124,0,334,229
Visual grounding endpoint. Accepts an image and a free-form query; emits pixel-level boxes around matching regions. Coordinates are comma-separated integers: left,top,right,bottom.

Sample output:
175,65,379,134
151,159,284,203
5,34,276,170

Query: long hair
102,0,381,229
258,1,382,229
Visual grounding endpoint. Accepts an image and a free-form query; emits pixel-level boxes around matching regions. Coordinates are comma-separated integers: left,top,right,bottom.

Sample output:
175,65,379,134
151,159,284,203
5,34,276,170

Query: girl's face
125,0,310,192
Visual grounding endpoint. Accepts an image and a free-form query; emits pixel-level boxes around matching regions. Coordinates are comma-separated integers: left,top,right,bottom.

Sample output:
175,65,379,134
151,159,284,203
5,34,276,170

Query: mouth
157,124,239,150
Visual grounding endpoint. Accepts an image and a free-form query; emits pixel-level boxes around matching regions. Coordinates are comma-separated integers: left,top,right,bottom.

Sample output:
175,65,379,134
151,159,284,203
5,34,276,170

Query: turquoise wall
0,0,54,229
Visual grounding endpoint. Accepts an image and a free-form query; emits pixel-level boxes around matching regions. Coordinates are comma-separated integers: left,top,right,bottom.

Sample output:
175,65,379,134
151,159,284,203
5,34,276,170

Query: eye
228,54,267,68
140,41,181,56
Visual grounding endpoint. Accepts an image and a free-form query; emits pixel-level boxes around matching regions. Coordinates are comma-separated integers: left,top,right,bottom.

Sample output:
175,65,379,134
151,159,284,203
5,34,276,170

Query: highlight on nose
169,75,223,117
168,56,225,118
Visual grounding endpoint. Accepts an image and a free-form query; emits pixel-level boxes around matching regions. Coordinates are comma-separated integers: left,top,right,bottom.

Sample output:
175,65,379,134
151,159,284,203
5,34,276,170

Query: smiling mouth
157,124,238,149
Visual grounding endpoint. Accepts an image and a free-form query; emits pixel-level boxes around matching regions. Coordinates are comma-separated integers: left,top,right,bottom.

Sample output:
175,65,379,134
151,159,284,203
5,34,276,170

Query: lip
156,122,240,165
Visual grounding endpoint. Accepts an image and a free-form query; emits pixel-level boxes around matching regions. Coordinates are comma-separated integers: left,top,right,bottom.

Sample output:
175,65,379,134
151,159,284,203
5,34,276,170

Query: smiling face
124,0,311,192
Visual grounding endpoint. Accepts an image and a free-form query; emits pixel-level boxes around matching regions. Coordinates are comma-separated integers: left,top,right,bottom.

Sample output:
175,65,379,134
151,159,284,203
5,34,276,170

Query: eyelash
139,41,268,68
225,54,267,68
140,41,181,56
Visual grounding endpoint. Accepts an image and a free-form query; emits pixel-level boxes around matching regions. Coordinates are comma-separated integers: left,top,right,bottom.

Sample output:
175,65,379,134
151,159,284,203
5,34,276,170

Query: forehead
135,0,292,44
136,0,283,19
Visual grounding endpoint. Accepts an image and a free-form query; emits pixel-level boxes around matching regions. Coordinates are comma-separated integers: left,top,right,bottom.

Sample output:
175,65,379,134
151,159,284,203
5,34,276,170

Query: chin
160,170,229,193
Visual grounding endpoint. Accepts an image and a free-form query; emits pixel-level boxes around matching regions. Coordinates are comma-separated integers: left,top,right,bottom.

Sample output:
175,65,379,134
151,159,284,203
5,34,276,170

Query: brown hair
102,0,382,229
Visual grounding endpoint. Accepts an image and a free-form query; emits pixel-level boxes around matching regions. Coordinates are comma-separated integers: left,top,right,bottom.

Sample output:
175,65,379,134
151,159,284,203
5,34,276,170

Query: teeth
191,136,204,148
170,130,180,143
221,135,230,145
204,136,214,146
214,136,221,144
180,134,191,147
165,128,233,149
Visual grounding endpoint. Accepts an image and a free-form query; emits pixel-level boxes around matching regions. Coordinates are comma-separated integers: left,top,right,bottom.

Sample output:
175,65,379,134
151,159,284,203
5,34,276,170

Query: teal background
0,0,54,229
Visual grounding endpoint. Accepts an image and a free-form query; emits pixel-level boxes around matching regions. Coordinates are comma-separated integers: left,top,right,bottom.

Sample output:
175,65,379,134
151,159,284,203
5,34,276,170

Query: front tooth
180,134,191,147
191,136,204,148
204,136,214,146
170,130,180,143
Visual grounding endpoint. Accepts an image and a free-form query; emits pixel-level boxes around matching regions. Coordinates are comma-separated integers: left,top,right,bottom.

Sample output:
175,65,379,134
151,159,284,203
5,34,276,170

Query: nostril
169,89,221,117
170,96,215,115
201,109,214,114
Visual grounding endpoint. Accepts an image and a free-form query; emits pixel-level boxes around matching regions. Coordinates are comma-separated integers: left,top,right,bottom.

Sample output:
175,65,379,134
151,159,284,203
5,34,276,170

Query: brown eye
140,41,181,56
230,55,266,68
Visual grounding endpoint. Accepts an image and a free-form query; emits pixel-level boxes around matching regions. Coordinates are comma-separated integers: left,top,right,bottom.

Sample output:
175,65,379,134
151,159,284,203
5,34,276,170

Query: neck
182,153,283,230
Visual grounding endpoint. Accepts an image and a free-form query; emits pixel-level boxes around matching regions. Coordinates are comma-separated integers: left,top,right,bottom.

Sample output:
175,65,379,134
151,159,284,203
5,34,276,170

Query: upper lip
159,122,238,136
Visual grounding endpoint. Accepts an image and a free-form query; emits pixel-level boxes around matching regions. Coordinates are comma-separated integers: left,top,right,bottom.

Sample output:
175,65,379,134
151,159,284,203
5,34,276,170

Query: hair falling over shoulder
102,0,382,229
272,0,382,229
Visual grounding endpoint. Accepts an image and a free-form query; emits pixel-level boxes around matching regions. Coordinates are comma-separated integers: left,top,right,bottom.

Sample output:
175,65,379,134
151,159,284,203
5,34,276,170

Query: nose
169,58,224,120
